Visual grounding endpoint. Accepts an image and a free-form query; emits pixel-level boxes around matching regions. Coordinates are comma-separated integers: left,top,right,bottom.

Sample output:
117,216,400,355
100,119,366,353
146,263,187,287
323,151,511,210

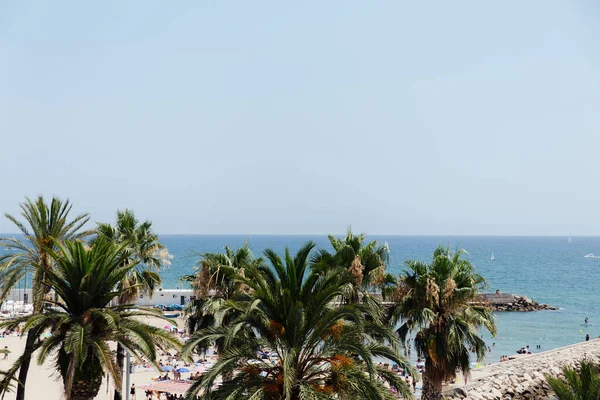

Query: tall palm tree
545,359,600,400
312,229,394,305
183,243,260,355
0,196,90,400
182,242,413,400
0,238,180,400
95,209,168,400
388,246,497,400
95,209,166,303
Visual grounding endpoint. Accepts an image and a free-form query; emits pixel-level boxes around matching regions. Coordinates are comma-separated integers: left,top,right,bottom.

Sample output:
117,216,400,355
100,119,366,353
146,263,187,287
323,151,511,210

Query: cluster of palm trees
181,232,497,400
0,196,177,400
0,197,594,400
0,196,501,400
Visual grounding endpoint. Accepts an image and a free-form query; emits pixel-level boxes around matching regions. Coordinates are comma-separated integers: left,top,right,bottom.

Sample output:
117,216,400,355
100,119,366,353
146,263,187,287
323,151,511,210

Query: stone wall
444,339,600,399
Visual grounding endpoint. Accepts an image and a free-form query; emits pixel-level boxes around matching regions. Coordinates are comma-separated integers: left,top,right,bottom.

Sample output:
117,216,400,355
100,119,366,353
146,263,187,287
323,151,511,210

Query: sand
0,315,192,400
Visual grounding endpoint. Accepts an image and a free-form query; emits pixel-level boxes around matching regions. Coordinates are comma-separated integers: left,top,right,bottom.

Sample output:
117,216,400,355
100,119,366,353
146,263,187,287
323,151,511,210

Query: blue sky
1,1,599,235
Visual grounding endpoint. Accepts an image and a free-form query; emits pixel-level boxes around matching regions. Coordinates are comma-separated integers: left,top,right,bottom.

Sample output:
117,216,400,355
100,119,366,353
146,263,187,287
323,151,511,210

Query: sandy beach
0,316,193,400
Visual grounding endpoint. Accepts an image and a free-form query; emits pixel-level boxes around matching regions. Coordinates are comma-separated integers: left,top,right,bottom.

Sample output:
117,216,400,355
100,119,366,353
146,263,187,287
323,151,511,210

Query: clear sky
1,1,599,235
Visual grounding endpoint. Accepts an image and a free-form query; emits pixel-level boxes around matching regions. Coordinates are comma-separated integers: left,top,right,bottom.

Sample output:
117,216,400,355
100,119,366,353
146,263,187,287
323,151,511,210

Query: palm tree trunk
68,354,104,400
113,343,125,400
15,328,38,400
421,370,443,400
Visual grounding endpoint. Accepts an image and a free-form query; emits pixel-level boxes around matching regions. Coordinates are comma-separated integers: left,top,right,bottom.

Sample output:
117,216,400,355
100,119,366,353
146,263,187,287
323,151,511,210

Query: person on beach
586,333,590,341
2,346,7,360
405,376,411,392
130,384,136,399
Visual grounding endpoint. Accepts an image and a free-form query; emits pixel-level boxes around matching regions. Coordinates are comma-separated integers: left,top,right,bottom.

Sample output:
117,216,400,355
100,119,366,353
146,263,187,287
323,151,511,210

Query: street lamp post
125,350,131,400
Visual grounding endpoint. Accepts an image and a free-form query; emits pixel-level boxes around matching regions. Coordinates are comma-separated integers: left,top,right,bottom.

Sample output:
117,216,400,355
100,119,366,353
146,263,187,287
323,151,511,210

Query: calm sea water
159,235,600,363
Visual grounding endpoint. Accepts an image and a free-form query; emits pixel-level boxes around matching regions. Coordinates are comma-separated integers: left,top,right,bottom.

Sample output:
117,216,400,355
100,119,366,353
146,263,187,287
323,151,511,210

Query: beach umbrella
176,368,190,373
161,366,174,371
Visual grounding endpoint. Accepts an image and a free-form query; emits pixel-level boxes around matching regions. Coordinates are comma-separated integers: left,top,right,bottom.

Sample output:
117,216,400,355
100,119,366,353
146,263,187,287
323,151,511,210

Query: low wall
0,288,195,308
480,293,519,305
135,289,194,307
445,339,600,399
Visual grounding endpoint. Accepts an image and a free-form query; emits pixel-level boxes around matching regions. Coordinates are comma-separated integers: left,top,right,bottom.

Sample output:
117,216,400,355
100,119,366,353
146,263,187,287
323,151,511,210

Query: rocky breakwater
475,293,558,312
444,339,600,400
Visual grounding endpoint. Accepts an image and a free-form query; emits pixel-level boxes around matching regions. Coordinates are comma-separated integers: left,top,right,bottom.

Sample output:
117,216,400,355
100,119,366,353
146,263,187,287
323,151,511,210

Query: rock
443,340,600,399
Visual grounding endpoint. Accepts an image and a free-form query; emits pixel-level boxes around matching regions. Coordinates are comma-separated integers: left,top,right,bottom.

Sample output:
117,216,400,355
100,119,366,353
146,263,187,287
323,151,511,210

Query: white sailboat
568,236,572,243
490,251,496,261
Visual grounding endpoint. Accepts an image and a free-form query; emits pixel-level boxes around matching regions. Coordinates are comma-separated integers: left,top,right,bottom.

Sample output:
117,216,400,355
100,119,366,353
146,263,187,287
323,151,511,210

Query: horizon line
0,232,591,237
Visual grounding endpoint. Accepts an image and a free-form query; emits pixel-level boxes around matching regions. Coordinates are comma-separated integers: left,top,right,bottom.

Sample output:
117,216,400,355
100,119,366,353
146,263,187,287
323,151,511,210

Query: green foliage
184,243,262,357
95,209,166,303
0,238,180,400
182,242,413,400
545,359,600,400
0,195,91,311
312,228,394,302
0,196,91,400
95,209,168,400
388,246,496,400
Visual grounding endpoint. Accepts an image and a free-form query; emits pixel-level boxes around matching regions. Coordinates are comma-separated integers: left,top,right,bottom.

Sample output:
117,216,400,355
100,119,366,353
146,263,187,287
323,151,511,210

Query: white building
4,288,195,307
136,288,195,307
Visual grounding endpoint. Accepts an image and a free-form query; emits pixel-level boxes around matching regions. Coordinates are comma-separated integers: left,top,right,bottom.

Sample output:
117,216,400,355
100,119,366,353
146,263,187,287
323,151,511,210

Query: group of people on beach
516,346,532,354
144,390,188,400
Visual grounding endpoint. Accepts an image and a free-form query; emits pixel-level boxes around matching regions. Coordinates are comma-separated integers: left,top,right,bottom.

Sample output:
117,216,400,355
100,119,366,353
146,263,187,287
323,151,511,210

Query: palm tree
0,196,91,400
0,238,180,400
312,229,394,305
388,246,497,400
95,209,167,303
181,242,413,400
545,359,600,400
95,209,169,400
183,243,260,355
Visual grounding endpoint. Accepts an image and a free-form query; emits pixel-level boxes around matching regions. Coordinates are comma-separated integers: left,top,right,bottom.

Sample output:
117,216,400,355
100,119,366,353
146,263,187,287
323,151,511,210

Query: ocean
159,234,600,364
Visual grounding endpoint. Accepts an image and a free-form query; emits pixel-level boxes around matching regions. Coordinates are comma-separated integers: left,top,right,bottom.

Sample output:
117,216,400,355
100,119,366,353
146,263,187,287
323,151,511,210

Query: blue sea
159,234,600,363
